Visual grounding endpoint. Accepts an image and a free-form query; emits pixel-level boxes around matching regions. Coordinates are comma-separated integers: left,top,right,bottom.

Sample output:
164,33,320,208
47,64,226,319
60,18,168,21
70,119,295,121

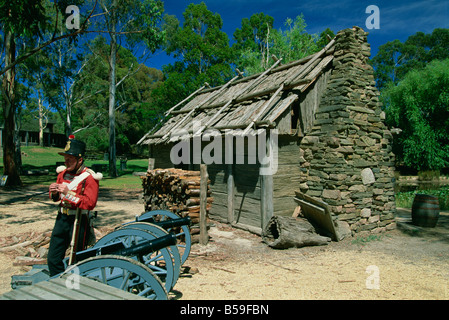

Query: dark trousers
47,212,89,277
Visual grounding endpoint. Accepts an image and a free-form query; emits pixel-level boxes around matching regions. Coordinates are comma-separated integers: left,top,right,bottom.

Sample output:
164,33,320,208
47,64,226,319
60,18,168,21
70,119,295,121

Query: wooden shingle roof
138,39,335,146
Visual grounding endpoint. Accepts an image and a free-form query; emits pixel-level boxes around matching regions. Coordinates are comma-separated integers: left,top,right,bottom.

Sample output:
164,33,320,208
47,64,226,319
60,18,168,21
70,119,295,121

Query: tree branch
0,0,100,77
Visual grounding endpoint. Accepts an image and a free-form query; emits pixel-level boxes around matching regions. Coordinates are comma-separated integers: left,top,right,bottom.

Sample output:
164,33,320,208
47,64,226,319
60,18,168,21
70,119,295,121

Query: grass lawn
1,146,147,189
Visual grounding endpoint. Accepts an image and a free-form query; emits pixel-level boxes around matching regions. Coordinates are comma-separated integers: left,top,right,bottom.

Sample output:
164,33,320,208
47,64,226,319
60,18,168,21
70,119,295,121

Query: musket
68,180,87,265
68,207,82,265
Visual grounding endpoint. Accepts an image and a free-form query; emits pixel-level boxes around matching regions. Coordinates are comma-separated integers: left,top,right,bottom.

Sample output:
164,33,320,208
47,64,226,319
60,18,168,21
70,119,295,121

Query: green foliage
351,234,384,246
383,59,449,171
233,14,322,76
0,0,47,37
71,37,164,153
271,15,319,64
316,28,335,49
164,2,232,75
395,186,449,210
233,12,274,54
371,28,449,90
153,2,234,111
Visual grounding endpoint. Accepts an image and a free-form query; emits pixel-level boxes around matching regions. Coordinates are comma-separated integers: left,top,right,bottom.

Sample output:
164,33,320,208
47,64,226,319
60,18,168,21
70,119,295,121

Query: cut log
262,216,331,249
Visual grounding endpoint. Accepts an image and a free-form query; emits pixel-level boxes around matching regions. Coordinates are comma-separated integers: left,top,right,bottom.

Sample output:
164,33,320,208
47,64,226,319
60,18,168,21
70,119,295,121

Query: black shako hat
58,135,86,158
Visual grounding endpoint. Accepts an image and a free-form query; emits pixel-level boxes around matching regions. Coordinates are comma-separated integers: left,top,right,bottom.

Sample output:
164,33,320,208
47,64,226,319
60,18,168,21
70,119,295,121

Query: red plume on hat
69,135,75,140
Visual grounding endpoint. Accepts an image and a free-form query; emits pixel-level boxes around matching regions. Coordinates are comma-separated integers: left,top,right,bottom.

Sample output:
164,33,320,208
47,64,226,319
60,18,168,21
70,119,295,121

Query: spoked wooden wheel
63,255,168,300
93,228,180,292
138,210,191,264
119,223,182,286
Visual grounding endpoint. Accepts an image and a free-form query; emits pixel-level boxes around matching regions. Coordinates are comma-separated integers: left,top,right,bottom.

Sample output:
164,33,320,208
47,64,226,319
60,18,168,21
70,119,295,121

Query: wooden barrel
411,194,440,228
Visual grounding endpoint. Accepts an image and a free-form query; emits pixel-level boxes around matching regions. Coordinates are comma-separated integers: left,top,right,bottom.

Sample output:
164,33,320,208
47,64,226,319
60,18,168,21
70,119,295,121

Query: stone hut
138,26,396,239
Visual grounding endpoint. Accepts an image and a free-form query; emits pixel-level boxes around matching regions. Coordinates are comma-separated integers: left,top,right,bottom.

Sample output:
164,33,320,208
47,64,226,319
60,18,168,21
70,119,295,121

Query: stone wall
298,27,396,236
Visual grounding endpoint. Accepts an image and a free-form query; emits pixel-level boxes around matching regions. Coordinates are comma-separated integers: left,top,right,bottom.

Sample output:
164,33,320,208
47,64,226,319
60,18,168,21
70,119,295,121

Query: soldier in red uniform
47,136,102,276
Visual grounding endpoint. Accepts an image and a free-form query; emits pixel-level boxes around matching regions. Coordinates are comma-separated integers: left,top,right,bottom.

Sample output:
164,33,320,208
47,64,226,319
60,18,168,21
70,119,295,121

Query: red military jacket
51,166,100,211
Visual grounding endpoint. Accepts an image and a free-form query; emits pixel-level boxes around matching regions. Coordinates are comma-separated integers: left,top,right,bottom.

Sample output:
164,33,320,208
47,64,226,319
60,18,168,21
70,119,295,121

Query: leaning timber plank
170,78,310,115
294,190,338,241
231,222,262,236
243,84,285,135
137,84,207,144
297,55,334,93
284,39,335,87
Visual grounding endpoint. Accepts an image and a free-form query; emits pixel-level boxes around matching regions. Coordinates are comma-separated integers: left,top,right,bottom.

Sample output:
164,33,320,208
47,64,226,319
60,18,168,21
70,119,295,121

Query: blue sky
148,0,449,70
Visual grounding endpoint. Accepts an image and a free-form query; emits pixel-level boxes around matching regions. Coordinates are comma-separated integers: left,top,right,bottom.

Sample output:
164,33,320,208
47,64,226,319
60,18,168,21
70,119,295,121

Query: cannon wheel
118,223,182,288
63,255,168,300
93,228,180,292
139,210,191,264
119,222,182,286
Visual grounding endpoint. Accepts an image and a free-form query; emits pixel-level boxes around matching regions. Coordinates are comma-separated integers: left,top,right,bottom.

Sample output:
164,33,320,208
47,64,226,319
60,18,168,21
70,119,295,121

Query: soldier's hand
49,183,59,194
49,183,69,195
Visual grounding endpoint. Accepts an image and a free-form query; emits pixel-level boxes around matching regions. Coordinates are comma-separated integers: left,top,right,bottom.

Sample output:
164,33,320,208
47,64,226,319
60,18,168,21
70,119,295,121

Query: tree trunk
263,216,330,249
108,1,118,178
38,93,44,147
1,31,22,187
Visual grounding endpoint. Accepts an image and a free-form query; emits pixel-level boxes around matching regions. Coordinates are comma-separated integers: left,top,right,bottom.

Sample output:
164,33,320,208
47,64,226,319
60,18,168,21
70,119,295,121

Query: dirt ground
0,185,448,300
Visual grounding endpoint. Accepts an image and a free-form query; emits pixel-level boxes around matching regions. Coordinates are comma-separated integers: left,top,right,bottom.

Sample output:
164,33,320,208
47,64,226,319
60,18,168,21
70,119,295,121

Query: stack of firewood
141,168,213,225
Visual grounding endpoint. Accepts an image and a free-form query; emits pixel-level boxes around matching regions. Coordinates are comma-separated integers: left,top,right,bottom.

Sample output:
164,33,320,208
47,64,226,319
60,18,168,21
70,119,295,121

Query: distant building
0,119,66,149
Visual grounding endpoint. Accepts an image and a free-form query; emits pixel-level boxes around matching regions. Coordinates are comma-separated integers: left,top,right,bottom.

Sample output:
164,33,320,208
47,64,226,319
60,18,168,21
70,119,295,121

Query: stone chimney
298,27,396,236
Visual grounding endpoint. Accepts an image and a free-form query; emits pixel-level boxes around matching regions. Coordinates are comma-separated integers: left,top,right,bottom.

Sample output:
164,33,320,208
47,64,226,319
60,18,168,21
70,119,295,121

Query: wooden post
148,158,155,171
227,164,234,224
200,164,209,245
260,130,274,233
226,133,234,224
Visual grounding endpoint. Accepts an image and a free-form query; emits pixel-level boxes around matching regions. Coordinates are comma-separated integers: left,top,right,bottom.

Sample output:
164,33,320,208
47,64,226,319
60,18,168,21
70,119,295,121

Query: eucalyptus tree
233,14,320,76
0,0,86,187
371,28,449,90
87,0,165,177
70,37,163,154
152,2,234,111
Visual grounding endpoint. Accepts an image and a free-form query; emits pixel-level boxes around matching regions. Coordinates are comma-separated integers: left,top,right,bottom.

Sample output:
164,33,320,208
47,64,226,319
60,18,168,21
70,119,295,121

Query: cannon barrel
114,233,177,257
140,216,192,229
75,233,178,262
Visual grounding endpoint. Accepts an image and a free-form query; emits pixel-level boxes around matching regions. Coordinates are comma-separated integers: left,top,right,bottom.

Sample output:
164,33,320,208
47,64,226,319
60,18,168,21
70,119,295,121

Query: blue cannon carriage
9,210,192,300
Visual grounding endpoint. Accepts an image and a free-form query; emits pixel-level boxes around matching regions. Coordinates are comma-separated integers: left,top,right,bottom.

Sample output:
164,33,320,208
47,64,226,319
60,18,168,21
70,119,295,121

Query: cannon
63,212,193,298
122,210,192,264
11,210,193,300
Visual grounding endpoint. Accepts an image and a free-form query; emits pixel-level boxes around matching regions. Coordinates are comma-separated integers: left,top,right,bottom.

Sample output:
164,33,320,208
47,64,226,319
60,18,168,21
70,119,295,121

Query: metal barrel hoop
93,228,180,292
137,210,192,264
62,255,168,300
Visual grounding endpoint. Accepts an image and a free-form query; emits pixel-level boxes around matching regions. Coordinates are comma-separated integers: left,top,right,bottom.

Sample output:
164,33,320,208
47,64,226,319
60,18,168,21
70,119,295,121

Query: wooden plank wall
148,133,305,231
147,108,325,232
298,68,331,136
273,136,302,217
